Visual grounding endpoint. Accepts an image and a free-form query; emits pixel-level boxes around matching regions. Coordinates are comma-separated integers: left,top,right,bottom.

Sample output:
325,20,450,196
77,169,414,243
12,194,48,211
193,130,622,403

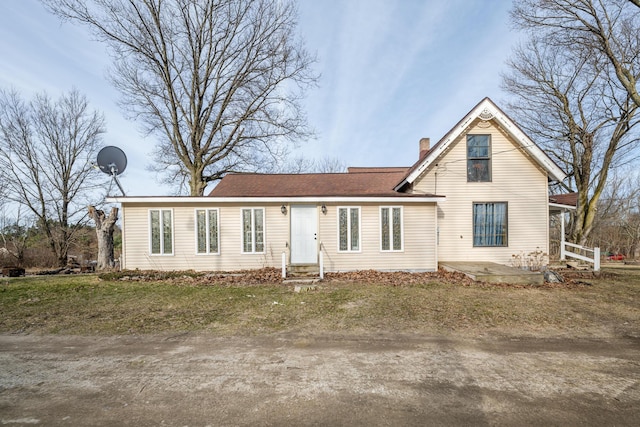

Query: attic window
467,134,491,182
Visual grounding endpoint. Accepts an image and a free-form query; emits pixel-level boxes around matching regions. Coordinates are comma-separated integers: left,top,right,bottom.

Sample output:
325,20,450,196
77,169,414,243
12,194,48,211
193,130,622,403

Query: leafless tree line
0,89,106,267
505,0,640,245
589,170,640,258
44,0,318,196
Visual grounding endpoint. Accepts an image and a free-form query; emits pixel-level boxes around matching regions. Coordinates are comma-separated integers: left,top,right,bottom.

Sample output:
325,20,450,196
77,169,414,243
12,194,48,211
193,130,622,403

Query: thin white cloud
1,0,518,195
296,0,516,168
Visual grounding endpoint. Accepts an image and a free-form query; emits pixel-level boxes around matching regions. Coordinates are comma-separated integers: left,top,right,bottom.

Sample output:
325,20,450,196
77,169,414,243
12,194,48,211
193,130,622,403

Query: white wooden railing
561,242,600,271
281,251,286,279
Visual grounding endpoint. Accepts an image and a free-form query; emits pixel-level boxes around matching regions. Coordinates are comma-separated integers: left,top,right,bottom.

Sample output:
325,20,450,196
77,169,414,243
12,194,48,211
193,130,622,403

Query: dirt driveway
1,333,639,426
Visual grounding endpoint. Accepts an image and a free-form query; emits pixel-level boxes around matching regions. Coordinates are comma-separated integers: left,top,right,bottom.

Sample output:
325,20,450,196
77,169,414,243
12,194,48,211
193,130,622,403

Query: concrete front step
287,264,319,275
285,264,321,283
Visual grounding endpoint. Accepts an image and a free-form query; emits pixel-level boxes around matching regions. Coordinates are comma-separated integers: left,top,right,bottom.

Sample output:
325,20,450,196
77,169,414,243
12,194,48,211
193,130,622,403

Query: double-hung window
467,134,491,182
380,207,403,251
338,207,360,252
473,202,508,247
242,208,264,253
150,209,173,255
196,209,219,254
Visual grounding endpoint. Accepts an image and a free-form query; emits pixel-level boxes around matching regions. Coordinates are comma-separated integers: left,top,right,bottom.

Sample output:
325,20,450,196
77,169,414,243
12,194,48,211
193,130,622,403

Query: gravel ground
1,332,639,426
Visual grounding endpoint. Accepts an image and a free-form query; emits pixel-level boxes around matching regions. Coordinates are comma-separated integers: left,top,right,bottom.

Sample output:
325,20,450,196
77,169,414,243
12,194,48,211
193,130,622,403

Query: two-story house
110,98,568,273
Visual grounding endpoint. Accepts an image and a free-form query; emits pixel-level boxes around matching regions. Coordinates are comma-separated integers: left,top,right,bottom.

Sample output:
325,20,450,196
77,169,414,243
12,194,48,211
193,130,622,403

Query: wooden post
560,209,566,261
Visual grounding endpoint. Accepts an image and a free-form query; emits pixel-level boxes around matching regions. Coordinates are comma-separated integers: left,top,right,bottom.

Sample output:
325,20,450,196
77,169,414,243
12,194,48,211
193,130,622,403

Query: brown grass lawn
1,267,638,338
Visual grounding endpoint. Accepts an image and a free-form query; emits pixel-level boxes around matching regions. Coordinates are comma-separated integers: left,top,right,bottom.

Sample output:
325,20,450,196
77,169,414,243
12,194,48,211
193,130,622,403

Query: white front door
290,205,318,264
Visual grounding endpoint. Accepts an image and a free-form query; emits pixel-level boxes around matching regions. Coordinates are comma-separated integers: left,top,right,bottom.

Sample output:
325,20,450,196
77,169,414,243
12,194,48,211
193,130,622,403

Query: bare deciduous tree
590,170,640,258
0,209,32,267
278,155,346,174
0,88,106,267
44,0,317,196
502,39,640,244
512,0,640,108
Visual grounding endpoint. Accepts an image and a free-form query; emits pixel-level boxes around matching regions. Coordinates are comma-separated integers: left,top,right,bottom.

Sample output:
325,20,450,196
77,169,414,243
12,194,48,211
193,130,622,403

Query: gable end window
473,202,507,247
242,208,264,253
380,206,403,251
467,134,491,182
338,207,360,252
150,209,173,255
196,209,219,254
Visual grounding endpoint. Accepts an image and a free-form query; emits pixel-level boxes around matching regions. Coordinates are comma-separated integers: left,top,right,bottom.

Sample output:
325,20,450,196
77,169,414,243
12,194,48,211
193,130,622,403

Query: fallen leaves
101,267,599,289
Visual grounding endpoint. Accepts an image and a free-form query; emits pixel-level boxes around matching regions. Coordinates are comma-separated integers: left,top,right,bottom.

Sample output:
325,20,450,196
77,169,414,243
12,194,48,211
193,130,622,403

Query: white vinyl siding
196,209,219,254
412,119,549,265
149,209,173,255
380,206,403,251
338,207,360,252
120,202,437,272
122,204,287,271
321,203,437,271
242,208,264,253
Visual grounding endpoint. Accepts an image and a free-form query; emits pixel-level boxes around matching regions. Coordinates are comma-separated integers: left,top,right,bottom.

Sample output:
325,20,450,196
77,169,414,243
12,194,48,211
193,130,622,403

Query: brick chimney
419,138,430,158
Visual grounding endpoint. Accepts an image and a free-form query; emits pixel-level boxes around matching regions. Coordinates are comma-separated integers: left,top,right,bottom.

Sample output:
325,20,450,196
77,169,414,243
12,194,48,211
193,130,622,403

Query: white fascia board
107,196,446,204
397,98,567,190
398,100,491,190
549,202,576,211
492,110,567,182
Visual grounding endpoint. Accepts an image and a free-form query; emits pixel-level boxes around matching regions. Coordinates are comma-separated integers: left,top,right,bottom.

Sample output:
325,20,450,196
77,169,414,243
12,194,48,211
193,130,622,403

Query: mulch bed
99,267,595,289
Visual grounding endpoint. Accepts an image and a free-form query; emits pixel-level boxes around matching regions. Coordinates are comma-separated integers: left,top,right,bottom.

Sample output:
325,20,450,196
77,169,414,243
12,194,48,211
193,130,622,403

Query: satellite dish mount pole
109,163,126,197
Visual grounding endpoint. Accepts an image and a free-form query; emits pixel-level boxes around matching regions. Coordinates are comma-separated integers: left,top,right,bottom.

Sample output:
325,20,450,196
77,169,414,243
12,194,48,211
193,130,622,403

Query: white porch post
281,251,286,279
560,210,566,261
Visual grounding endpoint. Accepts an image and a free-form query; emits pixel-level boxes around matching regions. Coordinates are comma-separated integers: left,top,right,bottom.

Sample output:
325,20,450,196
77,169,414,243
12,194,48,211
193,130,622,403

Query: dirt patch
0,333,638,426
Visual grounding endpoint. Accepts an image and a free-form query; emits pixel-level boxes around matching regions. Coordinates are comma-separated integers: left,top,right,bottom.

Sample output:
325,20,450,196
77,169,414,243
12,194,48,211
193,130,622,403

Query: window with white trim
473,202,508,247
150,209,173,255
196,209,219,254
467,134,491,182
380,206,403,251
242,208,264,253
338,207,360,252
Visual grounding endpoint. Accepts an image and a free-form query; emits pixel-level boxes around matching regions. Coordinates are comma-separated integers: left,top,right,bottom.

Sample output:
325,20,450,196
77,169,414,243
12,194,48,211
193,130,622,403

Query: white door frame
290,205,318,264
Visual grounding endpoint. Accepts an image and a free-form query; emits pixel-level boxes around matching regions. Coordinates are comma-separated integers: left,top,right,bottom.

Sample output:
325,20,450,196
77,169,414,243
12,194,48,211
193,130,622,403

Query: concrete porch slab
440,261,544,285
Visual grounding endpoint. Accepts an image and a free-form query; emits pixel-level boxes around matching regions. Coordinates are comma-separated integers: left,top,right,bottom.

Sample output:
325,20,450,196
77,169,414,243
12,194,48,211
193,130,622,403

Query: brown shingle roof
347,166,410,173
208,171,437,198
549,192,578,207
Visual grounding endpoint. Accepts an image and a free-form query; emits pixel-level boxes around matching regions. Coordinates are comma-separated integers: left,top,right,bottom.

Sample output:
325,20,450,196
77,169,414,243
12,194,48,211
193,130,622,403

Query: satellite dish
97,146,127,176
96,146,127,196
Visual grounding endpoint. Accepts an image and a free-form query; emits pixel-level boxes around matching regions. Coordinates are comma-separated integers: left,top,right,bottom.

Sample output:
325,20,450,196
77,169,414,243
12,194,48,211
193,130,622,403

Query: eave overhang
107,195,446,204
394,98,567,191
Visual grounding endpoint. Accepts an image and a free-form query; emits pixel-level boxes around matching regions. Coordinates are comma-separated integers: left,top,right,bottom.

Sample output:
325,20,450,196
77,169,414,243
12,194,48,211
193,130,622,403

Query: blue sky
0,0,516,196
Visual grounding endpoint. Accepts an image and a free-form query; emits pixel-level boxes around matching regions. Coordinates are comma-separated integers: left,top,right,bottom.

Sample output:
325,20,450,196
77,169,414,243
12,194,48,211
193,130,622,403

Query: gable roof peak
394,97,566,190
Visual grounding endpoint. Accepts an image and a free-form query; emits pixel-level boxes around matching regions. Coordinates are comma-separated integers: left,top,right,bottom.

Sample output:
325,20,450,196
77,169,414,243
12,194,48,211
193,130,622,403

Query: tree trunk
88,206,119,271
189,166,207,197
